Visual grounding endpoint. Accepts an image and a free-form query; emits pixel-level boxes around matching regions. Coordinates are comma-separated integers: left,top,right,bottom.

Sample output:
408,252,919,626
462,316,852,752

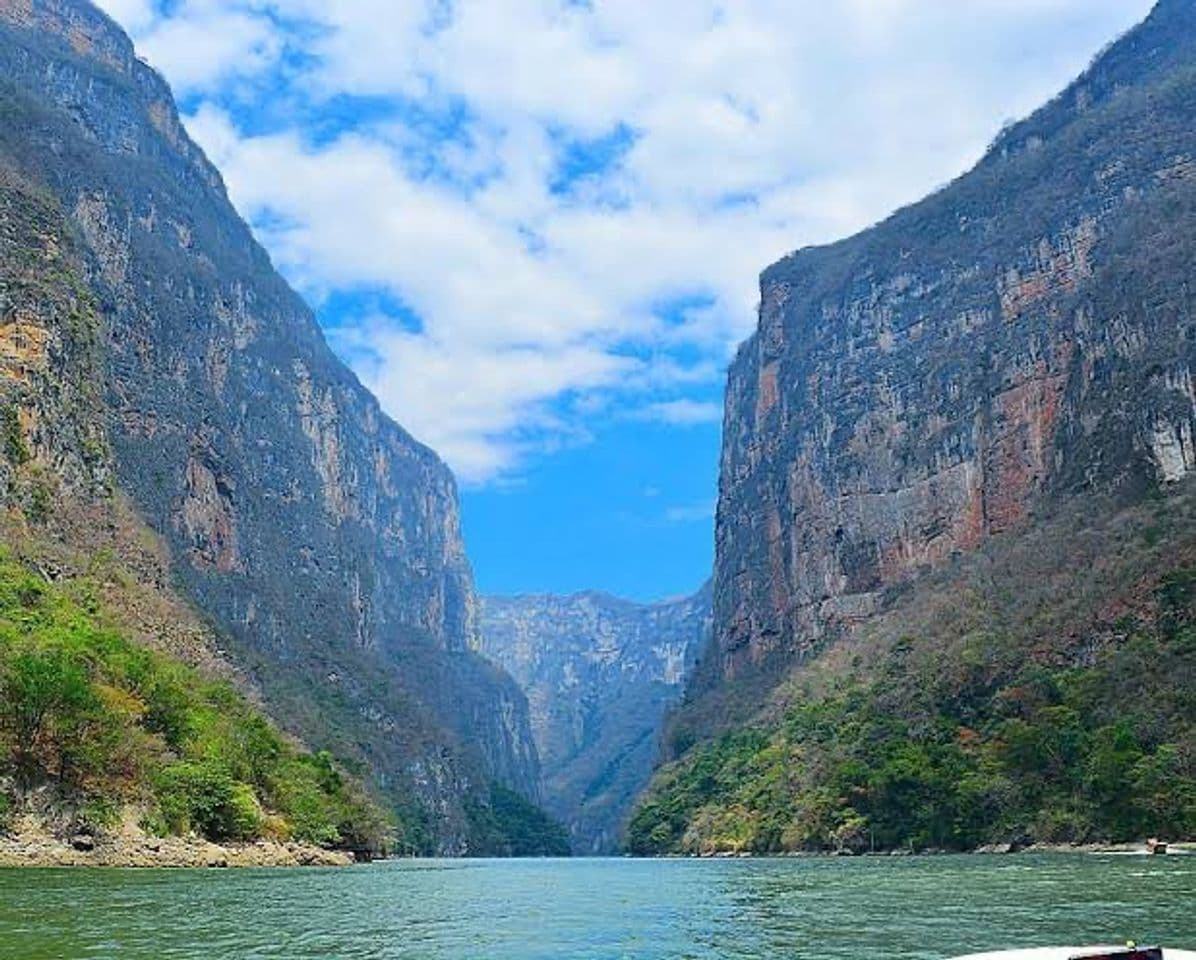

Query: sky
93,0,1155,602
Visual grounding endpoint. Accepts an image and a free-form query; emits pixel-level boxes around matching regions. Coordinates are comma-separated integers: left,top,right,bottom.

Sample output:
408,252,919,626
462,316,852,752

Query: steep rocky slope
633,487,1196,853
481,586,710,853
696,0,1196,727
0,170,387,859
639,0,1196,851
0,0,546,854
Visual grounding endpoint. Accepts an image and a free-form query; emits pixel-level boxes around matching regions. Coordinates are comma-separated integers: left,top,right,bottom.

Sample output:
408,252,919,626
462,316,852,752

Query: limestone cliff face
0,168,110,508
702,0,1196,714
0,0,539,851
481,585,711,853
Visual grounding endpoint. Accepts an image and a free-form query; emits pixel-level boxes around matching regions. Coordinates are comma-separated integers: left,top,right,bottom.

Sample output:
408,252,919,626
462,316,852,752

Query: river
1,854,1192,959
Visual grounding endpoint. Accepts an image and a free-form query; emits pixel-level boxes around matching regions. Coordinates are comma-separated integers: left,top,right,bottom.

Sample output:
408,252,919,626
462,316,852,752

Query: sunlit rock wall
709,0,1196,691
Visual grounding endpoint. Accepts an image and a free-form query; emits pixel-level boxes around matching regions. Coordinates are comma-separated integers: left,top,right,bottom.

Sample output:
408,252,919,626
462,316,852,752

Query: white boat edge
953,951,1196,960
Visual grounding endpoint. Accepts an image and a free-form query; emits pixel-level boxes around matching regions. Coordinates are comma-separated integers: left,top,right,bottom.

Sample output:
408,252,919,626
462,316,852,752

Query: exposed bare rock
687,0,1196,739
481,585,711,853
0,0,543,852
0,814,354,868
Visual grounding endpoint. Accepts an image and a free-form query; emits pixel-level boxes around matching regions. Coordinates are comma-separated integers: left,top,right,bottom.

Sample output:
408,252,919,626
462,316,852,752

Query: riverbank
980,841,1195,856
667,839,1196,859
0,816,353,868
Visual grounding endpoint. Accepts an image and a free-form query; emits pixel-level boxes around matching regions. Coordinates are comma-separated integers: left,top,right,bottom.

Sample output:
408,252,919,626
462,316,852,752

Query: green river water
0,854,1191,959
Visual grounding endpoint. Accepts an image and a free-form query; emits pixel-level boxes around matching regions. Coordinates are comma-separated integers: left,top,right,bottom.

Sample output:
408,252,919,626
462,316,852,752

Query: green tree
154,762,261,842
1,649,100,788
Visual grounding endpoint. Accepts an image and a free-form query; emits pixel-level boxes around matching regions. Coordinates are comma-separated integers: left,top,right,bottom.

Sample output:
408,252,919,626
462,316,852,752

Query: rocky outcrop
0,814,354,868
0,167,110,509
694,0,1196,726
0,0,541,852
481,585,711,853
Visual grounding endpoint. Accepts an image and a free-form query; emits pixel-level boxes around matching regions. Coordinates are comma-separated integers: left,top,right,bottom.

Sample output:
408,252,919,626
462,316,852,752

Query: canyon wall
633,0,1196,855
695,0,1196,722
0,0,541,852
481,586,711,853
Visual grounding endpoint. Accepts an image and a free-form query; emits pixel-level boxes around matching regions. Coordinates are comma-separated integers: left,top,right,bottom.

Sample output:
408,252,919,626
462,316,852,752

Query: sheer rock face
0,0,539,850
481,585,711,853
709,0,1196,694
0,169,111,505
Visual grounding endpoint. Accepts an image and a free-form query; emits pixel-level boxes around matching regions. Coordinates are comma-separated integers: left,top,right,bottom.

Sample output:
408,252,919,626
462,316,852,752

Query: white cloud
96,0,284,91
137,9,281,92
93,0,154,34
97,0,1156,483
633,400,723,427
664,501,717,525
332,319,636,481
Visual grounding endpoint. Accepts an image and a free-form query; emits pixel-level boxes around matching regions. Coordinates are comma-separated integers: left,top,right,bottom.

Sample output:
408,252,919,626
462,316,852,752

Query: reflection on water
0,855,1191,960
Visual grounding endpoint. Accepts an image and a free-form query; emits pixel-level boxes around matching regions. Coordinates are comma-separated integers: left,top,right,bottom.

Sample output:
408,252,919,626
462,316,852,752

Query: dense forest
466,783,571,858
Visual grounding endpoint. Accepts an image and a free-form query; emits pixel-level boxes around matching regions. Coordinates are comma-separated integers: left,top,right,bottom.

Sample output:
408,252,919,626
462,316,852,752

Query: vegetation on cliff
0,1,562,856
0,551,392,855
629,562,1195,855
465,782,571,858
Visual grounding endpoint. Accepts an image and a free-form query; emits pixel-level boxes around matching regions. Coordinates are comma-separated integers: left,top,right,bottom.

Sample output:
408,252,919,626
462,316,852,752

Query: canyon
0,0,544,854
634,0,1196,853
480,586,710,853
1,0,1193,862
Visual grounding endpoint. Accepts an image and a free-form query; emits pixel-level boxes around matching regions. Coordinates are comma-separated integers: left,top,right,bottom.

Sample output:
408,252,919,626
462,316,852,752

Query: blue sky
97,0,1154,601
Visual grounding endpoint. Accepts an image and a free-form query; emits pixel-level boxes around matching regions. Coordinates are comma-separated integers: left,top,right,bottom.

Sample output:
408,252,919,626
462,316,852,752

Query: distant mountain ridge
481,585,711,853
0,0,552,854
633,0,1196,853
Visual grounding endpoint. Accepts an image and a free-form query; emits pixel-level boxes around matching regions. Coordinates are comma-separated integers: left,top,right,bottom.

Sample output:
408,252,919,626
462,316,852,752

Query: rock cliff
0,0,542,853
691,0,1196,730
634,0,1196,854
481,586,710,853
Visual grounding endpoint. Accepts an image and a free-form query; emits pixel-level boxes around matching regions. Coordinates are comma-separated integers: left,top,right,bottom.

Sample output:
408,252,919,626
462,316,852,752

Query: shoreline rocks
664,838,1196,860
0,822,353,868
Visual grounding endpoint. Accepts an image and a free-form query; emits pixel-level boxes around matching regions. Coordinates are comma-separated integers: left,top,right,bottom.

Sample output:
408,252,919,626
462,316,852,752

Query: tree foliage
0,552,391,854
465,783,572,857
628,571,1196,855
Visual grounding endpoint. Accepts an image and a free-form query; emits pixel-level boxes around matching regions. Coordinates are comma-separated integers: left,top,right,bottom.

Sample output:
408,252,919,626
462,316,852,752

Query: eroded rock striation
633,0,1196,856
481,586,711,853
0,0,542,853
694,0,1196,725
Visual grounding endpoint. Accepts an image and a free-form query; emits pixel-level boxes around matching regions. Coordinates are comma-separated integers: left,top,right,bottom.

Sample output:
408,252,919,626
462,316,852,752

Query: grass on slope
0,550,391,854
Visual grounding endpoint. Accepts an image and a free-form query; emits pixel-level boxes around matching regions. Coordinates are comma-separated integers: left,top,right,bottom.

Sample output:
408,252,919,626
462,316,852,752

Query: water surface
1,854,1192,959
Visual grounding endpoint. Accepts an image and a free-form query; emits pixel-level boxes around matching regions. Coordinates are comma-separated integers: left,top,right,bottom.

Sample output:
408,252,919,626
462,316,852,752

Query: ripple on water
0,855,1191,960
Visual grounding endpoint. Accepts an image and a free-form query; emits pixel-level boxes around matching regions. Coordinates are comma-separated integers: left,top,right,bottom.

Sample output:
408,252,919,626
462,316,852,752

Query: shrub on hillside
629,570,1196,855
0,552,391,853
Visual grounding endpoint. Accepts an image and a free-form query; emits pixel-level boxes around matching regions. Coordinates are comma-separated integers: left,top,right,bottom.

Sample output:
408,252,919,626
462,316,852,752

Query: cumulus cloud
97,0,284,91
96,0,1154,483
332,319,636,481
93,0,154,33
138,11,280,91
